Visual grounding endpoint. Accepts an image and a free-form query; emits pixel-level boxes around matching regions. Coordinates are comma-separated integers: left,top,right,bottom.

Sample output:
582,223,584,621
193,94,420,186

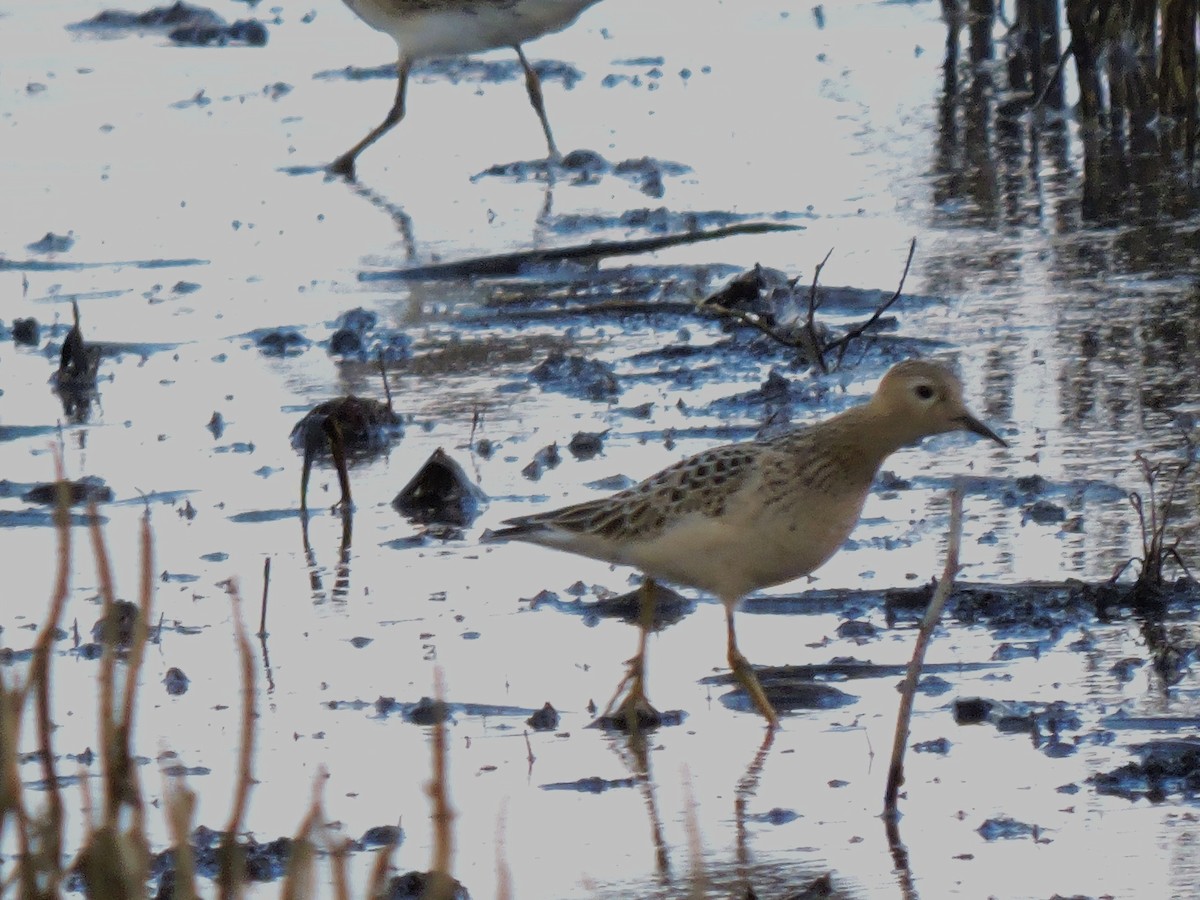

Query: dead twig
884,485,963,819
823,238,917,369
361,222,803,282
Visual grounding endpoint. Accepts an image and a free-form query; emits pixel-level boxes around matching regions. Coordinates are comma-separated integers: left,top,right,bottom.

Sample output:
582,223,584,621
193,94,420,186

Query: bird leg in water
600,577,662,732
726,605,780,730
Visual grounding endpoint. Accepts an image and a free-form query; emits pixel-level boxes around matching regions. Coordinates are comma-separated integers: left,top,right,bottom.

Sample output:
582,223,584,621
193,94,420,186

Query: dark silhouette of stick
884,485,963,817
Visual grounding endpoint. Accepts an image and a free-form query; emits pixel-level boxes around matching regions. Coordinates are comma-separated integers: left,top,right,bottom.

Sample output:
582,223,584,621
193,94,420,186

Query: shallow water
3,0,1200,897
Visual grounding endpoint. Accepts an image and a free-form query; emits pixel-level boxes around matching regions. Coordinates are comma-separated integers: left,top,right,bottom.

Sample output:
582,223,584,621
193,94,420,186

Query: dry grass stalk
884,485,964,818
217,579,259,899
163,769,199,900
78,499,152,897
425,667,457,900
494,800,513,900
326,826,353,900
681,765,707,900
280,770,328,900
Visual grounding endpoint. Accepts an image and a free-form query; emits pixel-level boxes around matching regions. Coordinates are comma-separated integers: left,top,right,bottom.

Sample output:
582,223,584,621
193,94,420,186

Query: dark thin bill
960,414,1007,448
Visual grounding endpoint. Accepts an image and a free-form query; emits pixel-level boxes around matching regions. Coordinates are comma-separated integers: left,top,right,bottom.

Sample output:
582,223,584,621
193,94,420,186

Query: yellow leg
329,59,411,179
514,44,561,160
599,578,661,731
725,604,779,730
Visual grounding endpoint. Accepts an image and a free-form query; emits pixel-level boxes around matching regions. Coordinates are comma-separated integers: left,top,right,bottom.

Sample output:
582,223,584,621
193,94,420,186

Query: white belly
622,487,869,603
344,0,600,59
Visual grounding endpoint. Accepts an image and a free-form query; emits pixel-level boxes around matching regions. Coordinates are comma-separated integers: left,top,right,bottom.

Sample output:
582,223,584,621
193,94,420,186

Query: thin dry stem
280,771,326,900
682,765,707,900
884,486,963,817
163,770,199,900
88,501,120,825
424,667,457,900
494,800,513,900
218,579,258,900
824,237,917,368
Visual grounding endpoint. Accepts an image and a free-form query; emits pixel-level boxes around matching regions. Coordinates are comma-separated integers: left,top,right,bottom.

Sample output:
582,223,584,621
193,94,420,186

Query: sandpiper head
872,359,1007,447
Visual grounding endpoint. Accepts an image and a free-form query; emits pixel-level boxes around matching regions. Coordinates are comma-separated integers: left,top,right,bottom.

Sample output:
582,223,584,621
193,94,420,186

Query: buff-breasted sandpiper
486,359,1007,729
330,0,603,178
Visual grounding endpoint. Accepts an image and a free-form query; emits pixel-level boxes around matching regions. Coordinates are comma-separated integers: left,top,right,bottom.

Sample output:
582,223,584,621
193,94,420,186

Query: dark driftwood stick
360,222,803,282
259,556,270,638
884,486,963,818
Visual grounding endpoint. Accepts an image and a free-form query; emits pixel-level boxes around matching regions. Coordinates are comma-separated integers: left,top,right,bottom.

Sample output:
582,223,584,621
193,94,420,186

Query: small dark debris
169,18,267,46
406,696,450,725
328,328,365,356
913,737,951,754
622,401,653,419
27,232,75,253
540,775,638,793
22,476,113,506
69,2,223,32
393,448,487,527
1024,499,1066,525
533,443,561,470
836,619,876,639
1091,739,1200,801
207,411,225,439
567,430,607,460
338,307,377,333
1014,474,1049,494
12,318,40,345
876,469,910,490
360,824,403,848
560,148,608,176
474,438,495,458
591,706,685,733
375,696,399,715
349,636,372,649
526,702,559,731
747,807,800,825
256,329,307,356
1110,657,1143,682
915,674,953,696
529,349,619,401
164,667,189,695
91,600,140,648
781,872,835,899
976,816,1037,841
383,871,469,900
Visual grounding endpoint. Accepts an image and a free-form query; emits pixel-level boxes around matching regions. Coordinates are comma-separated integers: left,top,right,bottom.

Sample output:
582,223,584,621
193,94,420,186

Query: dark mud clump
68,2,223,32
12,317,41,346
567,430,607,460
169,18,267,46
22,476,114,506
528,349,619,401
90,599,141,649
26,232,75,253
1091,739,1200,801
254,329,307,357
526,702,560,731
393,448,487,528
383,871,469,900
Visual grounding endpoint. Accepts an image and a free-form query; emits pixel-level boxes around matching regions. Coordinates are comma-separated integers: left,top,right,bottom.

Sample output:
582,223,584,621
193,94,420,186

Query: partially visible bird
331,0,604,178
486,359,1007,729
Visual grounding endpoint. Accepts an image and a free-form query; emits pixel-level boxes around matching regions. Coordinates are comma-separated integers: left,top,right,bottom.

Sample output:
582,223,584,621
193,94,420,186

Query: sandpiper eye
915,384,935,400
